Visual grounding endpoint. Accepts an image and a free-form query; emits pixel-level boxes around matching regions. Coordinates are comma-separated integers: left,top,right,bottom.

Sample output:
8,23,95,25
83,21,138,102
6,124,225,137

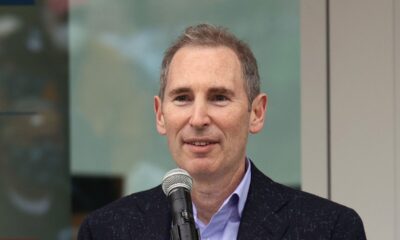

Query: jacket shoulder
279,181,362,221
252,163,361,219
87,185,162,223
282,184,366,239
249,165,366,239
77,186,166,240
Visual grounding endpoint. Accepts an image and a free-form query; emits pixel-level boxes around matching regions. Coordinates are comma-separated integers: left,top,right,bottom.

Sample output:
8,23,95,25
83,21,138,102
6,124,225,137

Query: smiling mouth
183,140,217,155
182,139,218,155
189,141,216,146
183,139,219,147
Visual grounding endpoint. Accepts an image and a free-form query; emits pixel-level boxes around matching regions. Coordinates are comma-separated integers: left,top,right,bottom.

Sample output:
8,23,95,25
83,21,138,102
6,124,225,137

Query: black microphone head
162,168,192,196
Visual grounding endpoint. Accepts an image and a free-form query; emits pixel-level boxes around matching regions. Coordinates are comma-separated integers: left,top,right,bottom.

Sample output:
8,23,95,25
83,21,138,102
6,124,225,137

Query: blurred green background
0,0,299,239
70,0,300,193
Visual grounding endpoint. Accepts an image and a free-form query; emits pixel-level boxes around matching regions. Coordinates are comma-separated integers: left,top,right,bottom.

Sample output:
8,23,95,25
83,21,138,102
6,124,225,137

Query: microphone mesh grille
162,168,192,196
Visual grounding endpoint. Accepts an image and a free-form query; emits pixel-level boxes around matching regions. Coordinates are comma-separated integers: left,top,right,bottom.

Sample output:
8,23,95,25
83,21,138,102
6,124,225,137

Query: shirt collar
233,157,252,218
192,157,252,220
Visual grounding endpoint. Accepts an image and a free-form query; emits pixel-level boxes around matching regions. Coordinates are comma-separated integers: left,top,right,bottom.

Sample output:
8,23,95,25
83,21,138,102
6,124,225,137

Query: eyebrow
167,86,235,97
167,87,191,98
208,87,235,97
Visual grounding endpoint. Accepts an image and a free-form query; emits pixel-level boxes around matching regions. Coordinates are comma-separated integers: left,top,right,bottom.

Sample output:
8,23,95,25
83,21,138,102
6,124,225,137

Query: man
78,24,366,239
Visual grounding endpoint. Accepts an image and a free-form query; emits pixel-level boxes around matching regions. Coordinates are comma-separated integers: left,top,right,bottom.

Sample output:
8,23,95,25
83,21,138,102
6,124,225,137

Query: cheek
212,111,250,139
163,109,188,137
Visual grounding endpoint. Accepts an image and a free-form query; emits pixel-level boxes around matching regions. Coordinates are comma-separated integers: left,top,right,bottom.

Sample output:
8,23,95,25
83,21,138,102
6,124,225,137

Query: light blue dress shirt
192,159,251,240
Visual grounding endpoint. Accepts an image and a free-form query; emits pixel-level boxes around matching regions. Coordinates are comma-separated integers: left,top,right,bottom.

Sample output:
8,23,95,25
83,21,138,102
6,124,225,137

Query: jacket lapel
130,186,171,240
237,164,290,240
132,164,291,240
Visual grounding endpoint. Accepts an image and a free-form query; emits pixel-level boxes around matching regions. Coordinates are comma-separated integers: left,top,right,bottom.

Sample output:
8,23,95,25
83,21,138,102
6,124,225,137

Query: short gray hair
159,23,260,105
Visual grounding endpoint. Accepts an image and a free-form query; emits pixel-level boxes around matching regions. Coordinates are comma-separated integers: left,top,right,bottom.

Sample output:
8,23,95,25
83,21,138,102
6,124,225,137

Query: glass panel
70,0,300,228
0,1,70,239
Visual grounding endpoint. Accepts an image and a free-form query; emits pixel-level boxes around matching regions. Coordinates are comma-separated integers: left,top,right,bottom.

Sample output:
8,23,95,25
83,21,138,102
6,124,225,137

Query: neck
191,160,246,224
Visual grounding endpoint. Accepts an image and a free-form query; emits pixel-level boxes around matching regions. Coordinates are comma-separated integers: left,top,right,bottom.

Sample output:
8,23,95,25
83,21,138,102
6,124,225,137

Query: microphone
162,168,200,240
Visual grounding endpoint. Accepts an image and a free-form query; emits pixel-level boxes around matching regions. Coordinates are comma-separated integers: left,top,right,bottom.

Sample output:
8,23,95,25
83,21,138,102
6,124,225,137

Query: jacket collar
237,163,290,240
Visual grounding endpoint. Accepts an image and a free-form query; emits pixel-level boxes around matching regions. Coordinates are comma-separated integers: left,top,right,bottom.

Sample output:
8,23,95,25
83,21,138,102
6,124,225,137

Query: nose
189,99,210,129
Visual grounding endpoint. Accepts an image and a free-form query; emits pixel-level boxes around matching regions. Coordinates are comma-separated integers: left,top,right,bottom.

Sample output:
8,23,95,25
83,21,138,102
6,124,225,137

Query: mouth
182,138,219,153
185,141,217,146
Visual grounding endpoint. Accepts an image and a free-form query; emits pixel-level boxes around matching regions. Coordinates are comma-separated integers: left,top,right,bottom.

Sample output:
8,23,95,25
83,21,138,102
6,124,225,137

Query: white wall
330,0,397,239
301,0,400,239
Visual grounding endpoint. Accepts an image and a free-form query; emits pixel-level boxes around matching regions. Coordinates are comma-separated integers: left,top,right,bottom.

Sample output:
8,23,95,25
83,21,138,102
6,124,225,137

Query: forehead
166,46,244,90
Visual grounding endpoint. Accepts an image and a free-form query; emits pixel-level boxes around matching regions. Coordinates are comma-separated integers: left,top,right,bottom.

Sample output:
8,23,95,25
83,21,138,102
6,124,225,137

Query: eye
175,95,189,101
210,94,230,106
211,94,229,101
173,95,191,105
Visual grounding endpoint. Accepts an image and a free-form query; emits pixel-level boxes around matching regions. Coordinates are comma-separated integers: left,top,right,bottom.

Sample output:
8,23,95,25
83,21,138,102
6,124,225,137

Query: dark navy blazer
78,163,366,239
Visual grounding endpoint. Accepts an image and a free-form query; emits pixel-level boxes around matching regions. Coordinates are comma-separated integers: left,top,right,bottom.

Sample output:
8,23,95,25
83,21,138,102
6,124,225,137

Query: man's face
154,46,266,180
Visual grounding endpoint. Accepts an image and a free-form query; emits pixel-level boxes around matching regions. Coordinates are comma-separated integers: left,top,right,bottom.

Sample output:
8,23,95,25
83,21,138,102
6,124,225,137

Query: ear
249,93,267,134
154,96,166,135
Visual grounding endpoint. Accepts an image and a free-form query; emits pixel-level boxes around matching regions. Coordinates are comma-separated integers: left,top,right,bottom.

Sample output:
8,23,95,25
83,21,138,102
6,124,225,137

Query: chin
180,159,219,179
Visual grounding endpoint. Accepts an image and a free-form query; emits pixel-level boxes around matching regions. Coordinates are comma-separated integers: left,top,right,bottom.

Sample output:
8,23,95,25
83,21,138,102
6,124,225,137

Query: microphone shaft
168,188,200,240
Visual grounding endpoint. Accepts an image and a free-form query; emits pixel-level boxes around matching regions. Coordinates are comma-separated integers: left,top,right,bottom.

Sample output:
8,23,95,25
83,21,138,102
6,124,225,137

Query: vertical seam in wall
393,0,398,238
326,0,332,200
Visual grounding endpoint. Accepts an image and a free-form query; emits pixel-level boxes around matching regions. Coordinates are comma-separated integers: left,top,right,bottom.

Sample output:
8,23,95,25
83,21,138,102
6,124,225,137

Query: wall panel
329,0,396,239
